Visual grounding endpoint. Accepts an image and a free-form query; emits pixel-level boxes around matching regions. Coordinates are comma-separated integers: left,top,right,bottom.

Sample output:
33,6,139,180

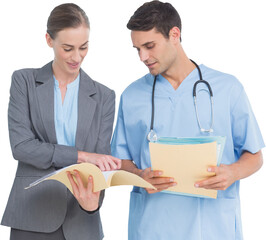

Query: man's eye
146,45,154,49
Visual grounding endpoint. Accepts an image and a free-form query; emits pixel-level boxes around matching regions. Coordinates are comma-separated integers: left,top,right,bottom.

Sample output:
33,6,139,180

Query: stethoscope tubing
147,59,214,141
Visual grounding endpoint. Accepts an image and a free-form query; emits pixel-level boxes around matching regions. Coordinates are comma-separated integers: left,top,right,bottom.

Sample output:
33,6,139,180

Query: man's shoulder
201,64,243,89
201,65,240,84
122,73,153,96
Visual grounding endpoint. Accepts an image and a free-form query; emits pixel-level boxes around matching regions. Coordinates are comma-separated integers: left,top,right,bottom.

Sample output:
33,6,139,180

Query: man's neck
161,55,196,90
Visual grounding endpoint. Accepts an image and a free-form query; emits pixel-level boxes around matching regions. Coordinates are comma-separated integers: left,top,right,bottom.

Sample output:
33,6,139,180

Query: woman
1,3,120,240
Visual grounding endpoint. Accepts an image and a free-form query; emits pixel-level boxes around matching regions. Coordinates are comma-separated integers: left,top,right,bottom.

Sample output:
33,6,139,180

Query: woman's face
46,24,89,77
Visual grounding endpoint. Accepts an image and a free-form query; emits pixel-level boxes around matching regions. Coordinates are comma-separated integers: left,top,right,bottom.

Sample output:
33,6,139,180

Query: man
111,1,264,239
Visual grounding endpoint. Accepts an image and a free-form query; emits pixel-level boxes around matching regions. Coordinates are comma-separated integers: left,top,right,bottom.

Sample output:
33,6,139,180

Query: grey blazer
1,62,115,240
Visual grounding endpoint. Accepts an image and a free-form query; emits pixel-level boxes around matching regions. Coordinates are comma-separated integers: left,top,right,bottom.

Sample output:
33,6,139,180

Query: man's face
131,28,177,76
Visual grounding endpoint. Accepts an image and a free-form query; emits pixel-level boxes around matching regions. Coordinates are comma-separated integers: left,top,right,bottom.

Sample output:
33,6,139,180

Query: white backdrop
0,0,265,239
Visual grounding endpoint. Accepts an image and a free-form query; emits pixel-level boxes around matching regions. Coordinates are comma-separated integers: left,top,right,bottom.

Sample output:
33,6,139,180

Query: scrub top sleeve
231,87,264,157
111,96,132,160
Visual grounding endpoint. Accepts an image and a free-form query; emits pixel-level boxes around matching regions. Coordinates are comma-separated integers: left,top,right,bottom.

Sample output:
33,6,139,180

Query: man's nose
139,49,149,62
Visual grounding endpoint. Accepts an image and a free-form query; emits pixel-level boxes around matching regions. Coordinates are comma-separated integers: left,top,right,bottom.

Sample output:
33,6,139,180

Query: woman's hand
77,151,121,171
67,170,100,211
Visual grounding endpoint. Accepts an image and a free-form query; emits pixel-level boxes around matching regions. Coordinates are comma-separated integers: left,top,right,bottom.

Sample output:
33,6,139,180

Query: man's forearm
232,150,263,181
121,159,142,176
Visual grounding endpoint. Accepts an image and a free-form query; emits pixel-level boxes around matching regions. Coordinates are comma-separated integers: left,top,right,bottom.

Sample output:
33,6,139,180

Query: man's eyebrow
133,41,155,48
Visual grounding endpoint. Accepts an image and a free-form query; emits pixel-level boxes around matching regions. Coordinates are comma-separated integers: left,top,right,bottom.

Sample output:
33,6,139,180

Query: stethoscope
147,60,214,142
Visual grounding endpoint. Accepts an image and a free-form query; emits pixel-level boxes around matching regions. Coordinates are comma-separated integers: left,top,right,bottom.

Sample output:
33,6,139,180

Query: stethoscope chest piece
147,129,158,142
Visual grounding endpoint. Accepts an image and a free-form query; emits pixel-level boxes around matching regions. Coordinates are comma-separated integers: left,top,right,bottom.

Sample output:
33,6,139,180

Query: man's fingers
198,182,227,190
142,167,151,175
141,168,163,179
151,170,163,177
146,189,161,194
195,175,221,188
146,182,177,193
207,166,219,174
150,177,175,185
154,182,177,190
146,181,177,193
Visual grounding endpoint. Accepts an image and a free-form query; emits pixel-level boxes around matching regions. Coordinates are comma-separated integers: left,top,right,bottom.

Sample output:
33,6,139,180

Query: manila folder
25,163,156,194
149,141,217,198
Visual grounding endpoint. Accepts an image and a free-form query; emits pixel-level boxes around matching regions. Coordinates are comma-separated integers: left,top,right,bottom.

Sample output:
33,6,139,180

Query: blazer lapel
75,69,97,150
36,62,57,144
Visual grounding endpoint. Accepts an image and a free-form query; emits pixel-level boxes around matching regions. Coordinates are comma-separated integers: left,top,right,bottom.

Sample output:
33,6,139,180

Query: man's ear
45,32,53,48
169,27,181,43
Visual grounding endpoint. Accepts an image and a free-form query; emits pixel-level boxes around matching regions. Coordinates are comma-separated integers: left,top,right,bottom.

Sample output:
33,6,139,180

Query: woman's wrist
77,151,96,164
77,151,87,163
80,203,100,214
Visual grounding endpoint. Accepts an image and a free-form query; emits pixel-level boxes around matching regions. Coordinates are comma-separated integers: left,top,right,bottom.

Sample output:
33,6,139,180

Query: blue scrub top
54,75,80,146
111,65,264,240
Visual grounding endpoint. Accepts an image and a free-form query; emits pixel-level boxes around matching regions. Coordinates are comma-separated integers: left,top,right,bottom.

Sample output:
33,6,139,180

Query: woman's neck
52,61,79,87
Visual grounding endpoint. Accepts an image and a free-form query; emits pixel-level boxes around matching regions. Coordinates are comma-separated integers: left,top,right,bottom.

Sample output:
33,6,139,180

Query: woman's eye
80,47,88,51
64,48,72,52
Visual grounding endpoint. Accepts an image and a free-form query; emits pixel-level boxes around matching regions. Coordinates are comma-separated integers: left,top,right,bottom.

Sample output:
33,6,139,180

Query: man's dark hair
127,0,182,40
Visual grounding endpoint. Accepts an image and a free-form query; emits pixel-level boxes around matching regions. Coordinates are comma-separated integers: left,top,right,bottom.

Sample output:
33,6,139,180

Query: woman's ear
45,33,53,48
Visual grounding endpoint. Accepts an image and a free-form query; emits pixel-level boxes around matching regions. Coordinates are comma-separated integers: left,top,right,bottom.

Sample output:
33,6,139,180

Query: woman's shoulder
80,68,115,96
12,62,52,83
12,67,40,80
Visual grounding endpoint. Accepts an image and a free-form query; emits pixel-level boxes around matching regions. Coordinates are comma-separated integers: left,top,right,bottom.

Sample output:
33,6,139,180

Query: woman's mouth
67,62,80,69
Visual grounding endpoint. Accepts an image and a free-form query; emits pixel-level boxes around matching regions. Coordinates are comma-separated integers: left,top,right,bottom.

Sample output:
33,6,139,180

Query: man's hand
195,151,263,191
194,164,238,190
139,167,177,194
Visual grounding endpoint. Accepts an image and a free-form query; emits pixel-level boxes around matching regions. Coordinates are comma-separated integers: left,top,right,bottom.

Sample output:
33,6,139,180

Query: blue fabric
54,75,80,147
111,65,264,240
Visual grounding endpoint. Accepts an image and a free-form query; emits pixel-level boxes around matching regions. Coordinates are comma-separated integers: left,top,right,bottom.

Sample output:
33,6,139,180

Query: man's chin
149,69,160,76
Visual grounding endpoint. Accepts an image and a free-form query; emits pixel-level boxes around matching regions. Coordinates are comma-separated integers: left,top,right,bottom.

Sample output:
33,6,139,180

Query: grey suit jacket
1,62,115,240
